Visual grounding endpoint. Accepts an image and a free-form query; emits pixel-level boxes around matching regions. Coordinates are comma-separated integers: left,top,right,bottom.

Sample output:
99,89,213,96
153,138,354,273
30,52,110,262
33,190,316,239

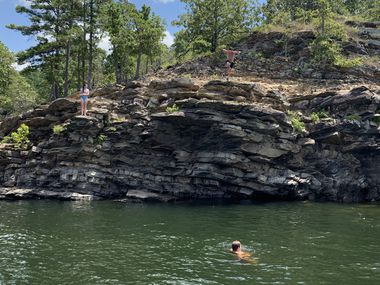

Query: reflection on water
0,201,379,284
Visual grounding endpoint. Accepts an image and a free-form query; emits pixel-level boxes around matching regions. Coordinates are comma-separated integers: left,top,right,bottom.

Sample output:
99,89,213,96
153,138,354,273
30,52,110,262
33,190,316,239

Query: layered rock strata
0,79,379,202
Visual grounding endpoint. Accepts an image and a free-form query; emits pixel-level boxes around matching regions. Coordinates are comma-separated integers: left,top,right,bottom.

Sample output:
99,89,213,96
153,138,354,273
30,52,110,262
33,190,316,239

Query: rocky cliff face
0,78,378,202
0,30,379,203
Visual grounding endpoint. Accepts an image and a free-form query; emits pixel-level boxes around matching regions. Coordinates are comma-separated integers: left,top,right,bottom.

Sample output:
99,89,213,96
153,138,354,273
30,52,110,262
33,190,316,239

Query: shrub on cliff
52,124,66,135
310,36,363,68
311,110,330,123
95,134,108,145
287,111,306,134
1,124,30,150
166,104,180,113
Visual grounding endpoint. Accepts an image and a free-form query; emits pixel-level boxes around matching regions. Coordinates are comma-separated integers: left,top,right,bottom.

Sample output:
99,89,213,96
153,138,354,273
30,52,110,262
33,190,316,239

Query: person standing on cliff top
80,83,90,116
223,49,241,80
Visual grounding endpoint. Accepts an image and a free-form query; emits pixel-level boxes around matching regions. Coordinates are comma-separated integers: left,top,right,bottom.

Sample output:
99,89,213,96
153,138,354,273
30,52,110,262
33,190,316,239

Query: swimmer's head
231,240,241,252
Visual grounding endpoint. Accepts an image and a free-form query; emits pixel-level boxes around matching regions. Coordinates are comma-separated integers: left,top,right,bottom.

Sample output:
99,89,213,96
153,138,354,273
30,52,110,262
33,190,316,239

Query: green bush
287,111,306,134
346,114,361,121
311,110,330,123
311,37,341,65
311,113,320,123
52,124,66,134
311,36,363,68
111,117,126,123
317,110,329,119
166,104,180,113
1,123,30,150
372,115,380,125
334,56,363,68
95,134,108,145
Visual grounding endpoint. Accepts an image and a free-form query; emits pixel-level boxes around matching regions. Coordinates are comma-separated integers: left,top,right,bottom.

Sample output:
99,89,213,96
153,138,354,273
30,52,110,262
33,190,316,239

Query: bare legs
225,64,233,81
80,99,84,116
80,98,88,116
84,100,88,116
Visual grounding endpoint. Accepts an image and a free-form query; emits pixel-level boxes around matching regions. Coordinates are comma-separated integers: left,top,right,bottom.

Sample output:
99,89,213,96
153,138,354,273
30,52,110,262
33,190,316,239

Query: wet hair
232,241,241,251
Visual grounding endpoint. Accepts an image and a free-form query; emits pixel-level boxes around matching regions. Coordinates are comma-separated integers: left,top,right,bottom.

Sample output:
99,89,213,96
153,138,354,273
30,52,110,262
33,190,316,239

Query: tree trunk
145,56,149,74
64,41,71,97
211,31,218,53
321,13,325,36
50,82,56,101
77,49,81,91
210,2,218,53
54,81,60,100
82,0,87,86
87,0,94,89
112,44,122,84
64,0,75,97
135,51,142,79
124,52,129,83
52,49,60,100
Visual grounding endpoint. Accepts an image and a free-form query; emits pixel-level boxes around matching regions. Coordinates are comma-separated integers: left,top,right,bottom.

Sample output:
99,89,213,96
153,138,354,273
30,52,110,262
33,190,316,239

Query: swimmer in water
231,240,257,264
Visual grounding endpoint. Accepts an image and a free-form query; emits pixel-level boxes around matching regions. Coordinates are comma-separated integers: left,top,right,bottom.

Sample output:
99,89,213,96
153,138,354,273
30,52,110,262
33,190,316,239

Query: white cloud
162,30,174,47
99,34,112,55
155,0,176,3
12,62,31,72
17,0,31,7
36,32,54,43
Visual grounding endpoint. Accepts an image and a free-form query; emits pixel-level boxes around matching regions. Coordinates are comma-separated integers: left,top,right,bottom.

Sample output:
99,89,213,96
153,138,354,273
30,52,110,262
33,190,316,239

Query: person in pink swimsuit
223,49,241,80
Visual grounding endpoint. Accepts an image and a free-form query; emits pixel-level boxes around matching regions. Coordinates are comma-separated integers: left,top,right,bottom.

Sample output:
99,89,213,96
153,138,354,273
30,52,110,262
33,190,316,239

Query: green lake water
0,200,379,284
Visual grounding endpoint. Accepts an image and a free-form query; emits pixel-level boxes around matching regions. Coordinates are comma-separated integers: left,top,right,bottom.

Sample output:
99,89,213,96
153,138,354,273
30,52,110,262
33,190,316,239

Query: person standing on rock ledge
222,49,241,80
80,83,90,116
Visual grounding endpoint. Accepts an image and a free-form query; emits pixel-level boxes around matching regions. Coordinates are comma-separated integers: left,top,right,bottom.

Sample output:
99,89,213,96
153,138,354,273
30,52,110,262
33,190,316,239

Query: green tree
133,5,165,79
173,0,256,55
100,1,165,81
100,0,137,83
7,0,84,100
0,41,15,94
86,0,110,89
0,41,39,115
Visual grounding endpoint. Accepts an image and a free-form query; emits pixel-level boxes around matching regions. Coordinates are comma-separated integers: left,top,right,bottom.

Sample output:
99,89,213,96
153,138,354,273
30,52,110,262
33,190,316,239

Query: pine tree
133,5,165,79
87,0,110,89
7,0,82,100
100,0,136,83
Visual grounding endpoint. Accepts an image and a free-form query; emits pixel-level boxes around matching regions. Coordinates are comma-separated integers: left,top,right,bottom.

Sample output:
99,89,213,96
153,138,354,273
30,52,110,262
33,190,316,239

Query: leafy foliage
95,134,108,145
287,111,306,134
1,124,30,150
311,37,341,64
311,36,363,68
173,0,258,57
100,2,165,81
311,110,330,123
166,104,180,113
372,115,380,125
311,113,321,123
0,41,39,115
53,124,66,134
345,114,361,121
